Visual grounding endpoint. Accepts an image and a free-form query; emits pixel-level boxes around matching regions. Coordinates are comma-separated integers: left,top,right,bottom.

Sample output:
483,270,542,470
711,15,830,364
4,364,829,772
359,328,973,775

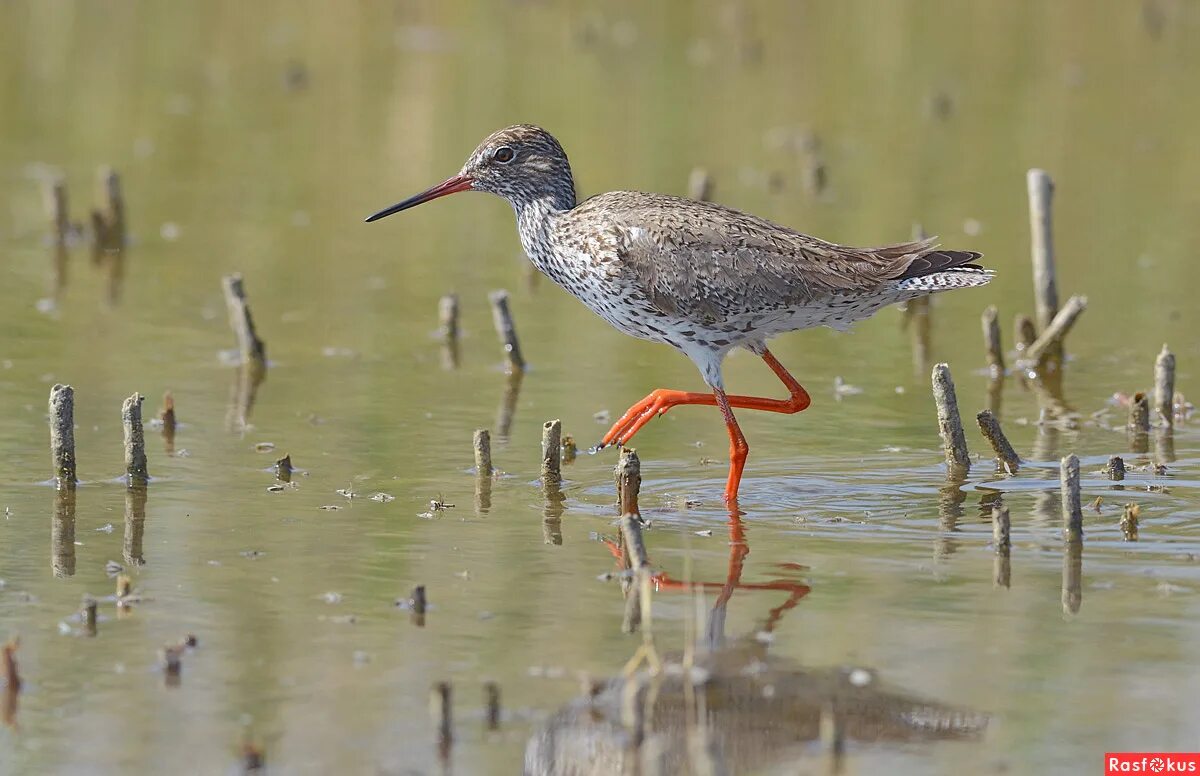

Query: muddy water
2,1,1199,773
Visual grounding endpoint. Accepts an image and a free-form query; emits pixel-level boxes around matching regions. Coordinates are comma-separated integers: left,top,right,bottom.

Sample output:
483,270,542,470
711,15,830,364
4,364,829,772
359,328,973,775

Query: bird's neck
514,192,573,271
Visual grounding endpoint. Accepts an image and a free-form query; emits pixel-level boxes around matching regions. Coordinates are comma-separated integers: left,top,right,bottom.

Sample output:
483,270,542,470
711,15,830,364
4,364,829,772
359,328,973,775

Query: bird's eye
493,146,515,164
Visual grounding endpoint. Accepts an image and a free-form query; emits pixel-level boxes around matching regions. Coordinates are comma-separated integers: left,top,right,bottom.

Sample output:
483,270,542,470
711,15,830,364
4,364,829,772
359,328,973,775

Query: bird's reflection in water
528,513,988,775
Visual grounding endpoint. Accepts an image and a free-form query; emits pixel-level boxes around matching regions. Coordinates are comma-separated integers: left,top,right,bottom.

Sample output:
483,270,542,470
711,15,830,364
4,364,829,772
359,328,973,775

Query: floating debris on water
370,492,395,503
320,592,343,604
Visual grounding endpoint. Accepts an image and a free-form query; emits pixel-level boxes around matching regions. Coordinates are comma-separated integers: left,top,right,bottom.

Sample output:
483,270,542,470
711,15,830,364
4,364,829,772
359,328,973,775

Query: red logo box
1106,754,1200,774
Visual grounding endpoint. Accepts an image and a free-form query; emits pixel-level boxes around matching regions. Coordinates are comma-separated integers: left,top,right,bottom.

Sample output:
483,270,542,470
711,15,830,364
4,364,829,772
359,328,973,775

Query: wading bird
367,125,990,504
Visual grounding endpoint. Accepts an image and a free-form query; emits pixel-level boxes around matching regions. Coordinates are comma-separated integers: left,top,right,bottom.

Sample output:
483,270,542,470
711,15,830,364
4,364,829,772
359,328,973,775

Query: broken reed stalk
274,455,293,482
222,274,267,366
473,429,492,476
1120,503,1140,541
541,419,562,484
95,166,125,251
430,681,453,757
1027,169,1059,334
1155,345,1176,427
561,435,578,463
488,290,525,374
1106,455,1126,481
976,410,1020,474
1014,314,1037,353
687,167,712,201
992,506,1011,554
1060,454,1083,542
1128,392,1151,435
981,305,1004,376
48,384,77,489
1022,295,1087,365
438,293,460,342
483,682,501,731
615,447,642,517
122,393,148,487
931,364,971,475
44,175,69,246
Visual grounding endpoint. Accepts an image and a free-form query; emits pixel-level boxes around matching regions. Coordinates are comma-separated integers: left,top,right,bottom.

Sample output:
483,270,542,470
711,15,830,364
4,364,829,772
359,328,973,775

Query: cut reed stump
1120,504,1140,541
488,290,525,374
122,393,148,487
981,306,1004,377
976,410,1020,474
1106,455,1126,481
473,429,492,476
1155,345,1176,427
81,596,98,637
48,384,77,489
1022,295,1087,365
160,391,177,440
541,419,562,485
931,364,971,475
1027,169,1059,335
1060,455,1083,542
687,168,713,202
615,447,642,518
1128,392,1151,436
222,274,267,366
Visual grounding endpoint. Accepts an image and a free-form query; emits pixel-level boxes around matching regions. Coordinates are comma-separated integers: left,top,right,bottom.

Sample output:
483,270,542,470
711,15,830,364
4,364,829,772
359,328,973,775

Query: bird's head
365,124,576,222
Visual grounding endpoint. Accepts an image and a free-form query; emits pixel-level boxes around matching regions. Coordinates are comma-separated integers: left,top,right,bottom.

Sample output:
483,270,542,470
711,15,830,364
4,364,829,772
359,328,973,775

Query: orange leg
597,349,810,449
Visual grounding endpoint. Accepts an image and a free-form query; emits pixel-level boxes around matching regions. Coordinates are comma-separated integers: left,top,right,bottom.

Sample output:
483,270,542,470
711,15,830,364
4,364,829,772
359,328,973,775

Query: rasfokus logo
1106,753,1200,774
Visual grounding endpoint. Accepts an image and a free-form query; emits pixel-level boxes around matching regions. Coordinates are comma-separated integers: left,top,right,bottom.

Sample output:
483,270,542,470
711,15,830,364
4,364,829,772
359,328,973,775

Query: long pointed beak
364,174,475,222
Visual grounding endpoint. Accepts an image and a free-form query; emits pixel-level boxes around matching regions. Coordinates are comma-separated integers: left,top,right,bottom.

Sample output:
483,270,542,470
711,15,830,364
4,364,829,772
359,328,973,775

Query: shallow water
2,1,1200,773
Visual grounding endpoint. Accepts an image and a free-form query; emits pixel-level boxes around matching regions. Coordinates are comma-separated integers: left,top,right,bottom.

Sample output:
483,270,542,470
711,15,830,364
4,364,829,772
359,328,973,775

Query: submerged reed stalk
1154,345,1176,427
438,293,460,342
430,681,453,758
981,305,1004,377
473,429,492,476
122,393,148,487
1060,454,1083,542
222,274,267,366
44,175,69,246
975,410,1020,474
615,447,642,517
687,168,712,202
1027,169,1059,334
931,364,971,475
48,384,77,489
1023,295,1087,364
992,505,1011,554
488,290,525,374
483,681,501,731
541,419,562,485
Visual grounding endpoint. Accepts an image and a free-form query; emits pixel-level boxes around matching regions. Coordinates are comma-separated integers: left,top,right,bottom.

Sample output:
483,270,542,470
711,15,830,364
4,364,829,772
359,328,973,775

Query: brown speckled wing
565,191,969,323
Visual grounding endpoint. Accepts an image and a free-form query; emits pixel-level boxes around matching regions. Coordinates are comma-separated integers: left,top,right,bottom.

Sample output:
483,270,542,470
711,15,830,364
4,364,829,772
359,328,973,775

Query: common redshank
367,125,991,504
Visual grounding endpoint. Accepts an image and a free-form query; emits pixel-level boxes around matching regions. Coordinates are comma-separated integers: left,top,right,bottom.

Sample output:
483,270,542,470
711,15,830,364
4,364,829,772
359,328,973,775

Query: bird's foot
597,389,712,450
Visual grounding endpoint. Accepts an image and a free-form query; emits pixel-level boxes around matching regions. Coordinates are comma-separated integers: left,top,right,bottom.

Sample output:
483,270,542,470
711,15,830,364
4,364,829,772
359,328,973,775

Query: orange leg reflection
605,512,810,643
